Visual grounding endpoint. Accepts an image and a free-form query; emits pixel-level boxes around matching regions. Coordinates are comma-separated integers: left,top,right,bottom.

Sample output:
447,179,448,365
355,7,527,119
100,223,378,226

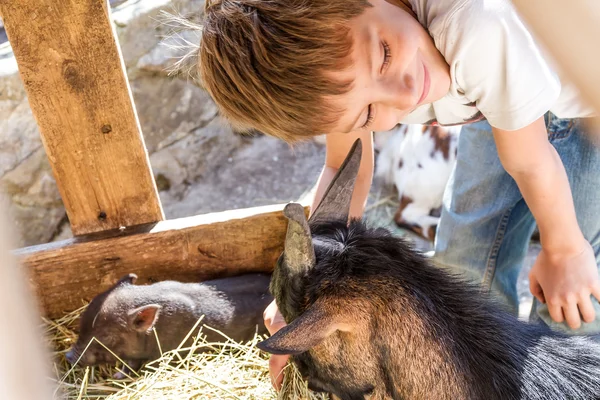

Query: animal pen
0,0,599,399
0,0,316,398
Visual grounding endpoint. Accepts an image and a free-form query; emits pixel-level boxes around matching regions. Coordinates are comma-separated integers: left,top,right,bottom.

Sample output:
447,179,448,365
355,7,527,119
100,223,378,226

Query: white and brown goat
375,124,460,241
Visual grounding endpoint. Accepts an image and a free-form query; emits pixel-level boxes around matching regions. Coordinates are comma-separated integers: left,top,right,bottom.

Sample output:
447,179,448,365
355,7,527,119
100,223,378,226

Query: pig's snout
66,347,93,366
65,348,79,365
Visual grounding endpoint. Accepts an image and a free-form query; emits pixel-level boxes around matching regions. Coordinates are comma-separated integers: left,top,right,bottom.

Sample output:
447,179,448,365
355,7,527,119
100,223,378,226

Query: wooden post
0,0,164,235
511,0,600,128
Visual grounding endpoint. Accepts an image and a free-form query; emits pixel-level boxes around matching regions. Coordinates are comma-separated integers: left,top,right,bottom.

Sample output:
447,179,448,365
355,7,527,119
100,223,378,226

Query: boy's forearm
493,117,585,253
510,146,585,252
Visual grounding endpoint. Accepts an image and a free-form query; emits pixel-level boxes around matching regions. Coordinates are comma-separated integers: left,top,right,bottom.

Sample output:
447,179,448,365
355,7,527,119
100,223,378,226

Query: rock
113,0,204,76
131,75,217,153
136,29,202,77
158,121,326,218
0,149,65,248
0,98,42,177
51,220,73,243
149,145,189,200
109,0,129,7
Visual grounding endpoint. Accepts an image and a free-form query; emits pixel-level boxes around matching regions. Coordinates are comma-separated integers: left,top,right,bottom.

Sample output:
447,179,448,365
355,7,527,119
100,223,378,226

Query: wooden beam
14,204,309,319
511,0,600,129
0,0,164,235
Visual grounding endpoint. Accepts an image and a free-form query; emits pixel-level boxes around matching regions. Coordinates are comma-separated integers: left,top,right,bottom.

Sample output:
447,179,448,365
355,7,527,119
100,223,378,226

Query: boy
198,0,600,388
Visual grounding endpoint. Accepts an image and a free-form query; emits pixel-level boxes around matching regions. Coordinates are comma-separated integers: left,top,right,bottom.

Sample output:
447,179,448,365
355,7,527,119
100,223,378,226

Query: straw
44,306,328,400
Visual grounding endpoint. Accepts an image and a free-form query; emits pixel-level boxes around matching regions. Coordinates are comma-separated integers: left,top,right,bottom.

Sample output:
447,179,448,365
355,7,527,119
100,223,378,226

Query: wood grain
0,0,164,235
14,204,309,319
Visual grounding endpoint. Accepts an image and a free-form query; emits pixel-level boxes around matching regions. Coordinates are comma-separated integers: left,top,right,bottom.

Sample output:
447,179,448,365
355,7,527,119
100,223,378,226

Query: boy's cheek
374,111,404,132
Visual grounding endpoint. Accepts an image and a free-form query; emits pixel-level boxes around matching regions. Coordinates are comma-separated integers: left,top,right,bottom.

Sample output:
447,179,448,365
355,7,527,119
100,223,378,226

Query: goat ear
257,302,351,355
283,203,316,274
127,304,161,333
309,139,362,225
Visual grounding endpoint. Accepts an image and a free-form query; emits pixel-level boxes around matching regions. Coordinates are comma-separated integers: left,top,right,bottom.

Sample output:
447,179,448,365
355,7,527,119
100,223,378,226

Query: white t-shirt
401,0,596,130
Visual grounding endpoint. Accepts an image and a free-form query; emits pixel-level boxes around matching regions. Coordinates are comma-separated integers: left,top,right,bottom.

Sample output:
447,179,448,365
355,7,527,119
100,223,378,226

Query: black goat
258,139,600,400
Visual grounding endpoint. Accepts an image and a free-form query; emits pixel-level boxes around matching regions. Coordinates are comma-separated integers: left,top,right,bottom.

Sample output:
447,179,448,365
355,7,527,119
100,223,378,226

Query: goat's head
259,140,396,397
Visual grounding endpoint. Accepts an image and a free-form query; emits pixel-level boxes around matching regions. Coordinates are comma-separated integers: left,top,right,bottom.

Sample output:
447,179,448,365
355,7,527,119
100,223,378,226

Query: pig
258,139,600,400
66,273,272,373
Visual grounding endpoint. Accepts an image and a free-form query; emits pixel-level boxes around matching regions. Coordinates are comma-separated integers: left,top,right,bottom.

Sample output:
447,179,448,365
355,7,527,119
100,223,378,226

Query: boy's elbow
501,137,556,174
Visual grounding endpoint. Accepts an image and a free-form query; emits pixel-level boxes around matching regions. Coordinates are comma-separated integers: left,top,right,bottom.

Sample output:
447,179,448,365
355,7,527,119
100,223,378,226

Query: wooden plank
511,0,600,129
14,204,309,319
0,0,164,235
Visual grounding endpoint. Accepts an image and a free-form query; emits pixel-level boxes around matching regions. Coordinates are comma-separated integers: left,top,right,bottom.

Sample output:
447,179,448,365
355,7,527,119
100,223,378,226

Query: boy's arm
492,116,600,329
311,130,374,219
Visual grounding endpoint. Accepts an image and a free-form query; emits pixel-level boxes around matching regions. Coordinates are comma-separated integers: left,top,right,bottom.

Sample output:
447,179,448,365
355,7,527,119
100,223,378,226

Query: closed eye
381,41,391,73
361,104,375,130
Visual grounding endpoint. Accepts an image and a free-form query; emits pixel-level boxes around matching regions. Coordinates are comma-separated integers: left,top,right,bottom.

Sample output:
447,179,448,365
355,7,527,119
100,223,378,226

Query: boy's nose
379,73,419,111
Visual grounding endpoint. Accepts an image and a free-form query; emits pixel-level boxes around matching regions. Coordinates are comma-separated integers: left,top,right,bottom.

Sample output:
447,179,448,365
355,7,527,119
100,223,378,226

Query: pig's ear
257,300,352,355
127,304,161,333
117,273,137,286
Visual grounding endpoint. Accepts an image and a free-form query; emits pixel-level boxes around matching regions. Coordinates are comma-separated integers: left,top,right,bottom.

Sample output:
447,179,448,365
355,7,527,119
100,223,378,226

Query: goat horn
283,203,315,273
309,139,362,225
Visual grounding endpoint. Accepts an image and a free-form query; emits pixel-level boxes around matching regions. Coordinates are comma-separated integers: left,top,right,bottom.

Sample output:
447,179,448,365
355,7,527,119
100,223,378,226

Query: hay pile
45,305,328,400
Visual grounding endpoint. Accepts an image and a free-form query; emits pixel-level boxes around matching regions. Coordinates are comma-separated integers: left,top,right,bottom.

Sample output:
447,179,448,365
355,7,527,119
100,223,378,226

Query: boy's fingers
548,302,564,324
578,295,596,324
563,300,582,330
269,354,289,391
529,277,546,303
264,301,287,335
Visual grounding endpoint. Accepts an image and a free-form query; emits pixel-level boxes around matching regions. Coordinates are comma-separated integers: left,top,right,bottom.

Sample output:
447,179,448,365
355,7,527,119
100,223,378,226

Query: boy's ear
128,304,161,333
257,301,352,355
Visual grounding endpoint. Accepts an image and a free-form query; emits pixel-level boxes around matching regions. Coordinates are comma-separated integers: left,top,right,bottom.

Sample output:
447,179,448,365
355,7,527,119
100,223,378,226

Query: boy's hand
529,239,600,329
263,299,289,390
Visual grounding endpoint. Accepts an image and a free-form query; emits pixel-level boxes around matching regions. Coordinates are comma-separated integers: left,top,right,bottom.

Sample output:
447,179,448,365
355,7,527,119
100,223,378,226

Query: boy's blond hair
198,0,370,142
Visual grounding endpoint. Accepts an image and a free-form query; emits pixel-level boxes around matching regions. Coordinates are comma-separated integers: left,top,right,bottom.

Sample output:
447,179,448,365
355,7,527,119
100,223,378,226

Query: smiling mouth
418,61,430,105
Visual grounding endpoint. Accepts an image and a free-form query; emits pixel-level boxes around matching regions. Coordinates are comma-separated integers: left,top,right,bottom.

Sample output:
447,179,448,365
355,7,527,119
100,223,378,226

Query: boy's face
326,0,451,134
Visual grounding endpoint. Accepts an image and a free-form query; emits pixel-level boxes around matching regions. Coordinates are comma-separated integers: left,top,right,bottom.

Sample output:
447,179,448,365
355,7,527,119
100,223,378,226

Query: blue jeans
433,113,600,335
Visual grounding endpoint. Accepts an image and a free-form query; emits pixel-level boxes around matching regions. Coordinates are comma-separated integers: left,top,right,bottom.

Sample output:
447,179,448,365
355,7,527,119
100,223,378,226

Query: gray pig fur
66,273,272,372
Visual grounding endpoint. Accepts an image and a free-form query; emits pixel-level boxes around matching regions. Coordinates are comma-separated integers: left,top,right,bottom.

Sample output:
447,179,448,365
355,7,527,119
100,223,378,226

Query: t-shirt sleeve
448,2,561,131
